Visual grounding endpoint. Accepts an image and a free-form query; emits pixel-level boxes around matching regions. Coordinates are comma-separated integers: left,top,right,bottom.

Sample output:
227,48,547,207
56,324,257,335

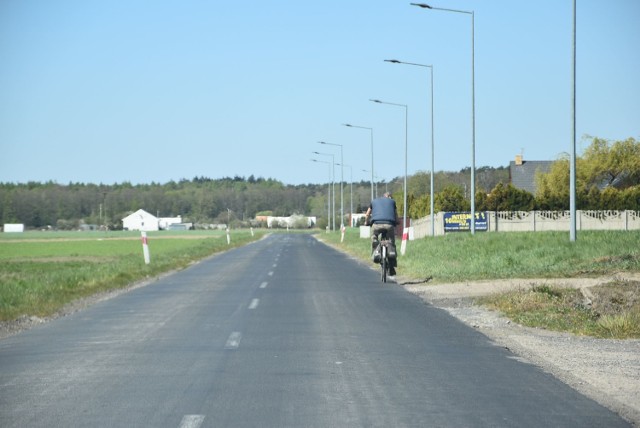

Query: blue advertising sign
443,212,488,232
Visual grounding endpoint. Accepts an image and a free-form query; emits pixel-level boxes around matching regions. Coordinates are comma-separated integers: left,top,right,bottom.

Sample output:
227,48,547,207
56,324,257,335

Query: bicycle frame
375,230,392,283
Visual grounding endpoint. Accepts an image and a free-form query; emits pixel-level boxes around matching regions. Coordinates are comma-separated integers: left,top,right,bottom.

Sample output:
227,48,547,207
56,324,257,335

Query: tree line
399,137,640,218
1,137,638,230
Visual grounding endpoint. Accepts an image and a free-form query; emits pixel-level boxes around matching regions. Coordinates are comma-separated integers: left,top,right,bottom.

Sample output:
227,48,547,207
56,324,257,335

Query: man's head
383,192,392,199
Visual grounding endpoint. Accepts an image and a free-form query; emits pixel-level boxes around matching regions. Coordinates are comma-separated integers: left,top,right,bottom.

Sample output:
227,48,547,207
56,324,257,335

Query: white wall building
122,209,159,231
159,216,182,230
266,215,316,228
3,223,25,233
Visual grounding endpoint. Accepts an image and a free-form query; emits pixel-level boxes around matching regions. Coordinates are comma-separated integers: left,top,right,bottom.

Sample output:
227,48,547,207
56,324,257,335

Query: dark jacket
369,197,397,226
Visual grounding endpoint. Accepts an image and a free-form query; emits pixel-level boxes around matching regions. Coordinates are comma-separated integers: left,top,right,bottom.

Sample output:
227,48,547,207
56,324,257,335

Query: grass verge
478,281,640,339
320,229,640,282
320,228,640,338
0,230,265,321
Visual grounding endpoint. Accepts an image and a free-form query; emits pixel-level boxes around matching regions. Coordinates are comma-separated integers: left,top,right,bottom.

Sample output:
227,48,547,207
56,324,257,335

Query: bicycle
372,230,395,283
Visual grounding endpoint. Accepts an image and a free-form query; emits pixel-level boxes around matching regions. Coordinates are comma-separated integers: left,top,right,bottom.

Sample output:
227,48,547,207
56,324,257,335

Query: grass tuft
597,313,640,338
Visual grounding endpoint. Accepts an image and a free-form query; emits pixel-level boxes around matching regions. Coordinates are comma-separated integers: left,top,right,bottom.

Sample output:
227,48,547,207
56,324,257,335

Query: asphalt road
0,233,631,427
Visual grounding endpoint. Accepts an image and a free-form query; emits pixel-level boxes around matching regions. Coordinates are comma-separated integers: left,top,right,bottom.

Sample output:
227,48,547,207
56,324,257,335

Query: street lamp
319,141,344,230
100,191,108,230
411,2,476,234
370,98,409,255
343,123,375,202
313,151,336,231
570,0,577,242
311,159,332,232
336,163,353,227
385,59,436,237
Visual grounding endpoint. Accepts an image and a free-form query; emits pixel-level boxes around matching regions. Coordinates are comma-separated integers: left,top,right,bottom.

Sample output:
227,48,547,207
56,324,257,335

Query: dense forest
0,169,508,230
1,137,638,230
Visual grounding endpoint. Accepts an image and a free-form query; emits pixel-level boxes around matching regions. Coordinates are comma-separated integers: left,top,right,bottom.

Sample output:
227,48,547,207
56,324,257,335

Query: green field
0,230,265,321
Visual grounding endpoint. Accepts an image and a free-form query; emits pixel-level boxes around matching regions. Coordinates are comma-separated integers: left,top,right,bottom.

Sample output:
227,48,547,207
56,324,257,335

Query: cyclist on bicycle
364,192,398,276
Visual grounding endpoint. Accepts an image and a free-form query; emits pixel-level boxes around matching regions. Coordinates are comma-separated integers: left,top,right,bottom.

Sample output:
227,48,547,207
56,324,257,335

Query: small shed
122,209,159,231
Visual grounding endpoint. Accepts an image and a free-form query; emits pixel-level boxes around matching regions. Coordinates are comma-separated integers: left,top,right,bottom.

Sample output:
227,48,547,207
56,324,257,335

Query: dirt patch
590,280,640,315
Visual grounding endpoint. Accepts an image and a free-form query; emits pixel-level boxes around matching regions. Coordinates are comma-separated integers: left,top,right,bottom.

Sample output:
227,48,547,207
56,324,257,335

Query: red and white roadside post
141,231,151,264
400,227,408,256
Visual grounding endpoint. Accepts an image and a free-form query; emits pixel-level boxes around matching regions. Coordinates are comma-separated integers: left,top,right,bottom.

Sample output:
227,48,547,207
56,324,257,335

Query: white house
159,216,182,230
122,209,159,231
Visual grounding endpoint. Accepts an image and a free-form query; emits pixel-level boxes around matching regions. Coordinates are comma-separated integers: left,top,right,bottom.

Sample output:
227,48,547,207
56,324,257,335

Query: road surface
0,234,631,427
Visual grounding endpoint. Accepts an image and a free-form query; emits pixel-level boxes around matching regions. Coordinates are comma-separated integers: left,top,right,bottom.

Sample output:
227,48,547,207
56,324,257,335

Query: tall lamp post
313,151,336,231
343,124,375,202
311,159,332,232
411,2,476,234
570,0,577,242
385,59,436,237
336,163,353,227
319,141,344,230
370,98,409,255
101,191,108,230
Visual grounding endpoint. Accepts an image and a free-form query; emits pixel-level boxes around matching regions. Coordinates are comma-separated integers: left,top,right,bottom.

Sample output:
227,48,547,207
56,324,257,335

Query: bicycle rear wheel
381,245,387,283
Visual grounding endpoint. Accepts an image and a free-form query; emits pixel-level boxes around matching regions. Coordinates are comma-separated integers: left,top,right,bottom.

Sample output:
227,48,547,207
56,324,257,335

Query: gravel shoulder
401,273,640,426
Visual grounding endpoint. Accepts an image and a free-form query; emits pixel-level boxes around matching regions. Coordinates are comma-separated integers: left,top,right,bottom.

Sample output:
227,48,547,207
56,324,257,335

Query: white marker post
226,227,231,245
141,231,151,264
340,225,346,243
400,227,408,256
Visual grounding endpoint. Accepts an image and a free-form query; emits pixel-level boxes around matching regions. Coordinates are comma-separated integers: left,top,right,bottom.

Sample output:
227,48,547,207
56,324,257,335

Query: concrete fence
412,210,640,238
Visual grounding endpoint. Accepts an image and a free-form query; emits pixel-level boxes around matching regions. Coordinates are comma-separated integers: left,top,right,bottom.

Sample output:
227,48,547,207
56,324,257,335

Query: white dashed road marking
224,332,242,350
260,281,268,289
179,414,205,428
249,298,259,309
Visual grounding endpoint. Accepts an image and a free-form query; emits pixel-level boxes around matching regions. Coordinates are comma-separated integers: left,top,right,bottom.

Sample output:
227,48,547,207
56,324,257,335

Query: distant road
0,234,630,427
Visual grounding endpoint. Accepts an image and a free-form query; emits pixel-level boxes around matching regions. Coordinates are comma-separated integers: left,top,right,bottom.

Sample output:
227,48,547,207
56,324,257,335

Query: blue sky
1,0,638,186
